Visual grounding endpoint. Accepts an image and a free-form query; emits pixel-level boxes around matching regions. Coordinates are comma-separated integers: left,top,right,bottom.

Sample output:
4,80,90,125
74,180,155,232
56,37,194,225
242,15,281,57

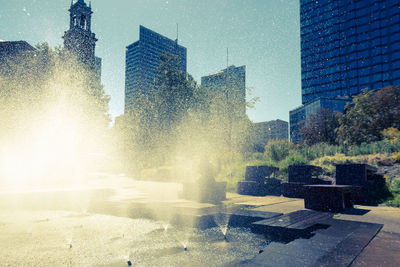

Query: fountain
181,159,227,204
213,210,232,241
162,223,169,231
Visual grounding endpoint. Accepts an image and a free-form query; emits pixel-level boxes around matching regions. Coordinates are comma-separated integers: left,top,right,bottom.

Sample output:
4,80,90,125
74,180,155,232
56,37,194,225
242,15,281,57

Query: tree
299,108,339,146
153,54,196,133
114,53,256,173
337,86,400,145
112,92,161,170
114,53,200,168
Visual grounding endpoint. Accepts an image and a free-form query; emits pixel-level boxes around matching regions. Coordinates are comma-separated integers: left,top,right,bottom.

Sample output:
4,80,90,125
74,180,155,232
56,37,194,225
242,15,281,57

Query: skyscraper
62,0,101,79
125,25,187,112
290,0,400,143
201,65,246,117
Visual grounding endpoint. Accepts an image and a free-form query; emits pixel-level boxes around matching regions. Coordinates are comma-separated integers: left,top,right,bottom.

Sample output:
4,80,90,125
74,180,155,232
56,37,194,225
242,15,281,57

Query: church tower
63,0,101,76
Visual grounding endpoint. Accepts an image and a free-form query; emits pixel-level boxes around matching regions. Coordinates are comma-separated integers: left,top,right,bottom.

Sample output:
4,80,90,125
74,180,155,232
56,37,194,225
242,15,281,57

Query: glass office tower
201,65,247,117
125,25,187,112
290,0,400,143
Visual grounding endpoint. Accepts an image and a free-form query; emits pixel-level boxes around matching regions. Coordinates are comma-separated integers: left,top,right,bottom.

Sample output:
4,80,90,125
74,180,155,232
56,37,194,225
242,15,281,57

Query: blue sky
0,0,301,123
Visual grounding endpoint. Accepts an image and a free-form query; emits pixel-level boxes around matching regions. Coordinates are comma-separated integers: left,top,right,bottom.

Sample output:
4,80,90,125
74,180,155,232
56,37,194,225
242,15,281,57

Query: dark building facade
290,0,400,143
201,65,246,117
125,25,187,112
0,41,35,63
62,0,101,79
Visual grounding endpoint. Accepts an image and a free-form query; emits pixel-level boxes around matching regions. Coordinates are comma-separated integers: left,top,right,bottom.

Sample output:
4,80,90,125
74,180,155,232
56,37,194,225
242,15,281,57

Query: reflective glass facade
125,25,187,112
290,0,400,143
301,0,400,105
201,65,246,116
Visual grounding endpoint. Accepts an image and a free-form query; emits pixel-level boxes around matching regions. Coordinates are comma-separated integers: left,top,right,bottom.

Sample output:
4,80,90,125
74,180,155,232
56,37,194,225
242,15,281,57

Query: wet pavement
0,174,399,266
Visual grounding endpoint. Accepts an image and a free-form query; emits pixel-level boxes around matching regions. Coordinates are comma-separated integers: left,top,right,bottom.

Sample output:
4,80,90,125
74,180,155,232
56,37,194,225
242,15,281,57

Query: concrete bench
336,164,387,204
336,163,377,186
252,209,333,230
238,166,281,196
304,185,353,212
282,165,327,198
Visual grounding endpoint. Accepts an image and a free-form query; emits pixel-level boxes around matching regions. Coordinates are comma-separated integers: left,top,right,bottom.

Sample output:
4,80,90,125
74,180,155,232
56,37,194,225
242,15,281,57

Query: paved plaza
0,175,399,266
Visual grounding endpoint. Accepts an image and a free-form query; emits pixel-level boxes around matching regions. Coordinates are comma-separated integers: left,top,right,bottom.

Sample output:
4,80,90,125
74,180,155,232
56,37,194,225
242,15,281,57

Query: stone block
237,178,282,196
282,182,306,198
304,185,353,212
245,165,278,183
288,165,322,184
336,164,369,186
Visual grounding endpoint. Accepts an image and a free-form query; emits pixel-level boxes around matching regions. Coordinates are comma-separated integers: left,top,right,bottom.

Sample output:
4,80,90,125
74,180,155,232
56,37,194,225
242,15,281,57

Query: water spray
163,223,169,231
223,234,228,242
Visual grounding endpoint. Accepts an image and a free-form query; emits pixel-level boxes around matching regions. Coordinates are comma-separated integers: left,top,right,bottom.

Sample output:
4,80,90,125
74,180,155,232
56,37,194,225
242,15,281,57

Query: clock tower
63,0,100,76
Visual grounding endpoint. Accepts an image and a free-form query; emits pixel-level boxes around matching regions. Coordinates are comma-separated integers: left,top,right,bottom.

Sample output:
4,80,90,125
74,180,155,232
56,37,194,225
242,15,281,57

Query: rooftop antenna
176,23,179,43
227,47,229,68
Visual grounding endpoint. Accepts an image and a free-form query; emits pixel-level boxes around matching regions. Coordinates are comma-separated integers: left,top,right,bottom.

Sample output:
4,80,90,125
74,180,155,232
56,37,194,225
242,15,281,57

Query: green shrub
300,143,345,161
383,127,400,144
279,152,308,174
391,178,400,194
393,152,400,162
264,140,294,162
386,195,400,207
215,160,247,192
347,140,400,156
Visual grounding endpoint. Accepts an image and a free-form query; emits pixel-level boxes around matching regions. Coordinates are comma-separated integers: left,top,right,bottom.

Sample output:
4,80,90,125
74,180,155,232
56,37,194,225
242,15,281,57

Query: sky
0,0,301,123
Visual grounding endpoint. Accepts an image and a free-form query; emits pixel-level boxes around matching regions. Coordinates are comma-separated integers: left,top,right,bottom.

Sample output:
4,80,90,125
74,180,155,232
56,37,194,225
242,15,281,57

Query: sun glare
0,105,87,190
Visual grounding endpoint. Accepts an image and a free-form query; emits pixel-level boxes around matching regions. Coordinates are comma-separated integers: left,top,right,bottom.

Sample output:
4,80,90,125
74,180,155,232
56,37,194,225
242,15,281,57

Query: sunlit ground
0,173,268,266
0,209,268,266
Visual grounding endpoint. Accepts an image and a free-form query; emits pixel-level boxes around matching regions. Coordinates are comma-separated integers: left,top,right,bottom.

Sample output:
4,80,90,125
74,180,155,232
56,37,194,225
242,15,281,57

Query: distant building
252,120,288,152
125,25,187,112
0,40,35,65
290,0,400,142
62,0,101,79
201,65,246,117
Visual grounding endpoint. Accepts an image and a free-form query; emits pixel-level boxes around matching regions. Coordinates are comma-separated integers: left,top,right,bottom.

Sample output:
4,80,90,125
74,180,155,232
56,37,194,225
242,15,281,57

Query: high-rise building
252,119,288,152
125,25,187,112
290,0,400,143
201,65,246,117
62,0,101,79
